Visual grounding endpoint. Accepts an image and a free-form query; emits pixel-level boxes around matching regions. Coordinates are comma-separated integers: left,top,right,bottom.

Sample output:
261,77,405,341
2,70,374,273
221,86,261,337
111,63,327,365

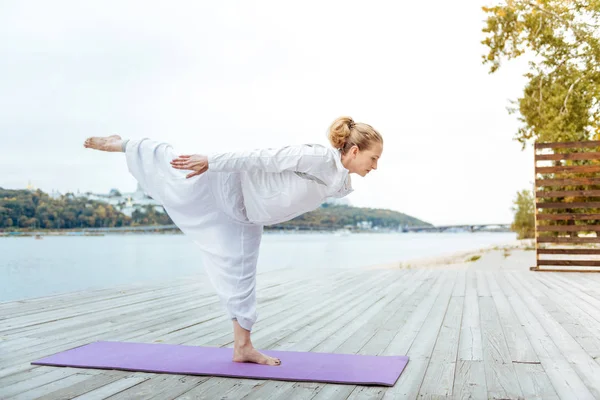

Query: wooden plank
536,151,600,161
342,270,440,400
15,364,195,400
536,165,600,174
496,272,596,399
65,375,150,399
537,237,600,244
458,271,483,361
504,272,600,398
535,140,600,149
381,271,458,399
537,274,600,315
538,225,600,232
522,276,600,359
475,271,491,297
513,363,561,400
0,366,55,387
0,279,211,320
0,284,213,334
538,248,600,255
36,371,133,400
329,272,429,356
479,296,523,399
452,360,487,400
170,377,260,400
485,272,538,363
536,202,600,209
0,368,90,398
8,373,98,400
566,272,600,298
538,213,600,221
547,272,600,298
532,275,600,355
417,295,464,398
537,178,600,187
537,190,600,198
531,267,600,272
538,260,600,267
451,269,467,297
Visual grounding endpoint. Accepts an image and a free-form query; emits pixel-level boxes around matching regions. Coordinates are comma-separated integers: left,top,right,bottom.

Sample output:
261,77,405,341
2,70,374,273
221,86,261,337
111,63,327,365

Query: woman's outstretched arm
171,144,336,180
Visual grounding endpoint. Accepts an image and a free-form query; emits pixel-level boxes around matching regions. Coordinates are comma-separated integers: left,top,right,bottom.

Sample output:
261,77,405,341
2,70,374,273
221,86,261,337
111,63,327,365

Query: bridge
401,224,511,233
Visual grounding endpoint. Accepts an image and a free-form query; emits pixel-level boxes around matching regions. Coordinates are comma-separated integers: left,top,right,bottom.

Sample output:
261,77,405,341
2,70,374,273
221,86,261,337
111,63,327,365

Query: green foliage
482,0,600,147
511,189,536,239
0,188,172,229
131,205,173,226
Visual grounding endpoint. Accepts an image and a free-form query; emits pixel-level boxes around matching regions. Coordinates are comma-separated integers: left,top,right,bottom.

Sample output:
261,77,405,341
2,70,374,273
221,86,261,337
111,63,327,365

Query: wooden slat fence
533,140,600,272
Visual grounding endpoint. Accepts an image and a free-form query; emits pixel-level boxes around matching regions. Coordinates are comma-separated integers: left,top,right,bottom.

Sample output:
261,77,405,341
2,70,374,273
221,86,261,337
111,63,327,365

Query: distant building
23,181,162,217
323,197,351,206
82,183,163,217
357,220,372,230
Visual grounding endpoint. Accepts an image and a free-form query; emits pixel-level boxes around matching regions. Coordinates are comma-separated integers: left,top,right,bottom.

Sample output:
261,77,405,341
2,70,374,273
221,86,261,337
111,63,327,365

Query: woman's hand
170,154,209,179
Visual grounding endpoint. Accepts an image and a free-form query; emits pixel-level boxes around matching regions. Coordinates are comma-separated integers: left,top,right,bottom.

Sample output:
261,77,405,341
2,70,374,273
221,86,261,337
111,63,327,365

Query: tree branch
561,76,583,114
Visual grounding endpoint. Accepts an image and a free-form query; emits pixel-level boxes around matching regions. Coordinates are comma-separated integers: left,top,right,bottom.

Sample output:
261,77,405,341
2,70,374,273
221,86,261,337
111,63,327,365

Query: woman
84,116,383,366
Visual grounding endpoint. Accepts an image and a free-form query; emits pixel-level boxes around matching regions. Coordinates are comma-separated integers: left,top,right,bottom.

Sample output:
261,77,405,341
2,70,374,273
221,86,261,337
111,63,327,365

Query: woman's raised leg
84,135,125,152
84,135,279,365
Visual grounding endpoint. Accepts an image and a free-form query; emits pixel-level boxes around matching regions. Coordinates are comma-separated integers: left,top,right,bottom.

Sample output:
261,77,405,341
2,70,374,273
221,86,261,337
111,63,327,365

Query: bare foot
233,345,281,366
84,135,123,152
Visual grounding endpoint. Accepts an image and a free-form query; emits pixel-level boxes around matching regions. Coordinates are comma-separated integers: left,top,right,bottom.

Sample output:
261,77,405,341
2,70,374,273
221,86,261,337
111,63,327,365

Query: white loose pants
124,138,263,331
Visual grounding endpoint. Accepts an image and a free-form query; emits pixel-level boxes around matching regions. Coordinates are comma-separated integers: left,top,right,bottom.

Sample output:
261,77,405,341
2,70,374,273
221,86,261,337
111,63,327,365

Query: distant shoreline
0,229,513,237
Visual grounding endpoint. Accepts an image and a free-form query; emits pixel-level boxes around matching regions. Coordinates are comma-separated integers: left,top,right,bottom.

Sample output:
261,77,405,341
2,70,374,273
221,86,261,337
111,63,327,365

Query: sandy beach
367,238,536,270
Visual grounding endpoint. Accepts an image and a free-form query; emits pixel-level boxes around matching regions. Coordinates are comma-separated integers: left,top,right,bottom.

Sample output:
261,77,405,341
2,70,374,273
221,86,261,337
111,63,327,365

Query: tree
511,189,535,239
482,0,600,148
483,1,600,236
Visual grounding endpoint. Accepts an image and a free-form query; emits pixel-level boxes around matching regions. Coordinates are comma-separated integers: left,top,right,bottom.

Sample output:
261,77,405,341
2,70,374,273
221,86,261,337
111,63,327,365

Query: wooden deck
1,249,600,399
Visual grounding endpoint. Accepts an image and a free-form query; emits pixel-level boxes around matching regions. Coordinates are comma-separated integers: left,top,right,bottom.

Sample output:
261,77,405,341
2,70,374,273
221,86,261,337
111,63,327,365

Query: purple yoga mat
31,341,409,386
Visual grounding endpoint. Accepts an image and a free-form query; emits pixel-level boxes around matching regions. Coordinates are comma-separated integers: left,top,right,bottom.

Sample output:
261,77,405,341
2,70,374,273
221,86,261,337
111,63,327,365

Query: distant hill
0,187,430,231
269,203,431,230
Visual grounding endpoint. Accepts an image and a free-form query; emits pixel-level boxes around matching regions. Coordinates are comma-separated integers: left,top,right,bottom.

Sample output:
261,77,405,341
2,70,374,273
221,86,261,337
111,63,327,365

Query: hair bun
327,116,354,149
327,116,383,153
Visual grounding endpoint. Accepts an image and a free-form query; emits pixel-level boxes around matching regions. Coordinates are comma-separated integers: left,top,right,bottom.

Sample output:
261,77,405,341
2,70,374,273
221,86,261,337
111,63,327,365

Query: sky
0,0,535,226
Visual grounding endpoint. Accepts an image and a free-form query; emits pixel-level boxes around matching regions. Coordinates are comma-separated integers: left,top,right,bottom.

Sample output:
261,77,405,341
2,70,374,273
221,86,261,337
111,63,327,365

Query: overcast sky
0,0,535,226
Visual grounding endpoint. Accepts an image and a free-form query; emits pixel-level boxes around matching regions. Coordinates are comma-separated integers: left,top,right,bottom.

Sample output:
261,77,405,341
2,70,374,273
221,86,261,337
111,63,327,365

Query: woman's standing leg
196,220,280,366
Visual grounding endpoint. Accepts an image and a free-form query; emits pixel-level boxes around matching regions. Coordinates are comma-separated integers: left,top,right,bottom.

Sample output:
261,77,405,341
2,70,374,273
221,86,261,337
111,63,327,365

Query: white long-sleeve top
207,144,353,226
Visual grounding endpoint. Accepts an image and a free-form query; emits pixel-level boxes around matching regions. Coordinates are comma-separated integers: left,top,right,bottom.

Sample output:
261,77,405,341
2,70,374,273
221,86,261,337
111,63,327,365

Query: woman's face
346,141,383,177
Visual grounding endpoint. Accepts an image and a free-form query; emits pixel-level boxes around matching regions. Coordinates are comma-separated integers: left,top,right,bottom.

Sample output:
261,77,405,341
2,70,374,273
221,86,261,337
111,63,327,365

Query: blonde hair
327,116,383,154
